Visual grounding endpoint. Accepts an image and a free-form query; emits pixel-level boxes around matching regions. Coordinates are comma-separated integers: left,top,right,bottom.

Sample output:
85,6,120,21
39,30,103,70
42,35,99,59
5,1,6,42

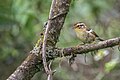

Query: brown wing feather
86,28,99,37
86,28,104,41
91,31,99,37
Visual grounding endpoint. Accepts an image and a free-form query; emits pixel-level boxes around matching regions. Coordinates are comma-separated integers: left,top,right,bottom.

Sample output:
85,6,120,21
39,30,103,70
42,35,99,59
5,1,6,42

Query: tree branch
62,37,120,56
7,0,71,80
46,37,120,59
7,53,42,80
7,37,120,80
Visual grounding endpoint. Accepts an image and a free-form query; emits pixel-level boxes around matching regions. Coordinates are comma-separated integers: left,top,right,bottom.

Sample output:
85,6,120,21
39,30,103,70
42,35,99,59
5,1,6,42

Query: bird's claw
68,54,76,65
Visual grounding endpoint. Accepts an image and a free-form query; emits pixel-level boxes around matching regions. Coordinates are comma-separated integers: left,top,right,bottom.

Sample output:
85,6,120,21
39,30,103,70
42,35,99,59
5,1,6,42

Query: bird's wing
86,28,99,37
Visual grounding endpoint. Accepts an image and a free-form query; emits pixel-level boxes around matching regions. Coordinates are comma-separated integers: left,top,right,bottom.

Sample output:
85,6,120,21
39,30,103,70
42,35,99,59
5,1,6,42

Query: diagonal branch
7,0,71,80
42,0,71,80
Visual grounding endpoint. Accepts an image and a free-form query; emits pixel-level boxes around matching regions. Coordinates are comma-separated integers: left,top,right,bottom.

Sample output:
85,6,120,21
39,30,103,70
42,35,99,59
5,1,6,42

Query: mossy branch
7,0,71,80
7,37,120,80
61,37,120,56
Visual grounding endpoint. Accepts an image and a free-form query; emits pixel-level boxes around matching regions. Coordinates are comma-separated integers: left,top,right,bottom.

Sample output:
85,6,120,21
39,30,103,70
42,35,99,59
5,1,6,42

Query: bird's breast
74,29,87,42
74,29,95,43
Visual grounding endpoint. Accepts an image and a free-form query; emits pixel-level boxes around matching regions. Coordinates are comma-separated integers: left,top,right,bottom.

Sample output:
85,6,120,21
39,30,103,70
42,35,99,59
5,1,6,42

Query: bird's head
73,22,87,29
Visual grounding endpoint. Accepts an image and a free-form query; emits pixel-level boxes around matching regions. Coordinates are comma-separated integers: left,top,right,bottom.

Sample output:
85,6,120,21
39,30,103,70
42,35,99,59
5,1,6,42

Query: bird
30,32,44,55
73,22,104,44
72,22,104,63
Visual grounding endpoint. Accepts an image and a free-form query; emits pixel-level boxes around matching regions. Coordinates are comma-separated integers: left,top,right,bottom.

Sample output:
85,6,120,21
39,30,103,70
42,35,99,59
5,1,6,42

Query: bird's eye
76,25,79,27
79,24,84,28
74,23,85,29
40,33,43,36
80,24,83,26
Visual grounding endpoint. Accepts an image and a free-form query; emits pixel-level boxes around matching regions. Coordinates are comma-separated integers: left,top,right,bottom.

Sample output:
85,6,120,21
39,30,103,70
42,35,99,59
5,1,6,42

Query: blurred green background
0,0,120,80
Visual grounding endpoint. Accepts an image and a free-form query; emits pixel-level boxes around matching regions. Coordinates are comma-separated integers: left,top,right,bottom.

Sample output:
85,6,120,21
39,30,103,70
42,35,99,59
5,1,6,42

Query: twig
47,61,56,80
42,0,68,79
42,21,51,75
42,11,67,80
42,0,59,79
49,11,67,20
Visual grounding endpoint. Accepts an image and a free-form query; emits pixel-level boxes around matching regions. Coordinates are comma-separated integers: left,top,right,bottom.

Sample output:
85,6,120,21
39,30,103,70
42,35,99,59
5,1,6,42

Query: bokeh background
0,0,120,80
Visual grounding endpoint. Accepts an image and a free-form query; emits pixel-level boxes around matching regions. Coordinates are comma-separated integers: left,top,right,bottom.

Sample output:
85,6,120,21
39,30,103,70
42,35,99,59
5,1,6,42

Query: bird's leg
68,53,77,65
84,53,87,63
91,50,98,57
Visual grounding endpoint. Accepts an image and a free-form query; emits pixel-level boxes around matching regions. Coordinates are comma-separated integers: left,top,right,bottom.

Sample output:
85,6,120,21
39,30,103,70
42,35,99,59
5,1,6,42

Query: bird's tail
97,37,104,41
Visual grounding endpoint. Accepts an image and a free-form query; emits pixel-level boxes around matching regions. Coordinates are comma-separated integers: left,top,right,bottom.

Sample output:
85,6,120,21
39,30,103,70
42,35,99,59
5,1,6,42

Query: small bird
30,32,44,55
35,32,44,47
73,22,104,44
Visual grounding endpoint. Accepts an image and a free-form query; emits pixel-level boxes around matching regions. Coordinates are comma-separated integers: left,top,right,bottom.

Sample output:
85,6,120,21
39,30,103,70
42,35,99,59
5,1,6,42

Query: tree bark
7,0,71,80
